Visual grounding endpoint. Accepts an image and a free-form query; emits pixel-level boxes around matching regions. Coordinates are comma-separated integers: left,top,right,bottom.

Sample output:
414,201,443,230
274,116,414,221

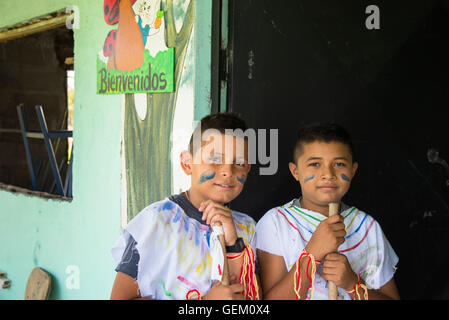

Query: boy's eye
235,159,246,167
335,162,346,167
308,162,320,167
207,157,222,164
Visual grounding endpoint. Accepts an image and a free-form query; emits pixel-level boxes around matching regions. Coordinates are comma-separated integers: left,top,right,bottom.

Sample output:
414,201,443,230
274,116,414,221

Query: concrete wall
0,0,122,299
0,0,212,299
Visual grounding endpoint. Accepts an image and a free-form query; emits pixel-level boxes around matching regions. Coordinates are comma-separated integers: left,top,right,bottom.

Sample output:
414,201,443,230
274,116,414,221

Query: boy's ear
180,150,193,175
288,162,299,182
351,161,359,178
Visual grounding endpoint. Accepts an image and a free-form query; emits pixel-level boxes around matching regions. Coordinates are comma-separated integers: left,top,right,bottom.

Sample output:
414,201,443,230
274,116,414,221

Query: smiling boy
110,113,259,300
255,123,399,300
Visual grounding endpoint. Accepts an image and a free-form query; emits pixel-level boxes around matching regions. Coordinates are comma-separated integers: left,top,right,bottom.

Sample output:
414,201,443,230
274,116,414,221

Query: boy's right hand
202,281,244,300
305,214,346,261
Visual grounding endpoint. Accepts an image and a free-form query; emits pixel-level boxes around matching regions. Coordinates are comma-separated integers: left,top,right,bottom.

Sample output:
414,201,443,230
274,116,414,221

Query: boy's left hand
321,252,358,292
199,200,238,246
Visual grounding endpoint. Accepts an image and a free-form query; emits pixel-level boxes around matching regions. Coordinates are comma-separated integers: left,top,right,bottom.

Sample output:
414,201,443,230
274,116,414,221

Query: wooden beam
0,13,72,43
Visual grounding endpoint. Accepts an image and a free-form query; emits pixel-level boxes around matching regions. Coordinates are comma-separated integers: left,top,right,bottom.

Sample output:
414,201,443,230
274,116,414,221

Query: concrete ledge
0,182,72,201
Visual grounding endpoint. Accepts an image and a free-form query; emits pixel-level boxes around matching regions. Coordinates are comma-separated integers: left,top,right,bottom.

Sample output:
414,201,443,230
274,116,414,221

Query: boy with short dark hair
256,122,399,300
110,113,259,300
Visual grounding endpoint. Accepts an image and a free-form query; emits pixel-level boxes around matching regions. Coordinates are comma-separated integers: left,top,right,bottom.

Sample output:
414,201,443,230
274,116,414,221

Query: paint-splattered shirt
111,194,257,300
114,192,213,279
255,198,399,300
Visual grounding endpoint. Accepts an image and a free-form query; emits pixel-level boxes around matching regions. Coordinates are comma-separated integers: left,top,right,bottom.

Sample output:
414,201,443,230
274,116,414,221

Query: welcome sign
97,0,174,94
97,48,174,94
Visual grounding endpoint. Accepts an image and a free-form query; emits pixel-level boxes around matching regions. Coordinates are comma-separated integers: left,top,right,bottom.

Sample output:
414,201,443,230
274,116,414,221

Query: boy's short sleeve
255,210,284,257
364,222,399,290
114,233,140,279
380,235,399,284
111,229,131,267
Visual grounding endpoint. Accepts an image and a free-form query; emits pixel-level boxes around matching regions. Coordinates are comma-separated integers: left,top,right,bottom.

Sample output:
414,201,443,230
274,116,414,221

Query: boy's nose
320,165,336,179
219,164,234,177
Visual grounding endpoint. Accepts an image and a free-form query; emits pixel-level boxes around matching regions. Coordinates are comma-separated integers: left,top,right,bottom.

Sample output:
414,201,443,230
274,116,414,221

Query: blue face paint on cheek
341,173,350,182
237,174,246,185
199,170,216,184
304,175,315,183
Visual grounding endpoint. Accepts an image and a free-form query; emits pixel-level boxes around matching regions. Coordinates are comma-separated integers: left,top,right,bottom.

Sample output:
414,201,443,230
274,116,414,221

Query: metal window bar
16,104,73,197
17,103,38,191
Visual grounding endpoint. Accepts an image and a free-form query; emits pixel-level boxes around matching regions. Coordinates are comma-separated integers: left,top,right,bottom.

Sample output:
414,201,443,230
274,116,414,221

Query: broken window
0,9,74,199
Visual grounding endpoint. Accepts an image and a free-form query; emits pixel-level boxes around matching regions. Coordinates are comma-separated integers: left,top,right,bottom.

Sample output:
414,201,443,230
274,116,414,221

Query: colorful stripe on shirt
275,205,376,253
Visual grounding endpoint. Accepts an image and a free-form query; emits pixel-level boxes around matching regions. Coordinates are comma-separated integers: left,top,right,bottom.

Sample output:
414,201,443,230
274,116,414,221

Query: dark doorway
226,0,449,299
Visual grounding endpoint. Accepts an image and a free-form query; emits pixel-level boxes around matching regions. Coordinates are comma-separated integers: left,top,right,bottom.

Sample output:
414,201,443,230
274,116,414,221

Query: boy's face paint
290,141,358,212
304,175,315,183
199,170,216,184
186,133,251,207
236,174,246,185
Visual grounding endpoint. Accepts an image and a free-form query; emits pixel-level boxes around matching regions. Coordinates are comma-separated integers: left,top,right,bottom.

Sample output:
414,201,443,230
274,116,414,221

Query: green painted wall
0,0,130,299
194,0,213,120
0,0,213,299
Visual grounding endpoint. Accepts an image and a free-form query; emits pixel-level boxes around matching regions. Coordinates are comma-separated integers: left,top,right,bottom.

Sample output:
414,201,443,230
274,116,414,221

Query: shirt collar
169,192,207,225
292,197,351,220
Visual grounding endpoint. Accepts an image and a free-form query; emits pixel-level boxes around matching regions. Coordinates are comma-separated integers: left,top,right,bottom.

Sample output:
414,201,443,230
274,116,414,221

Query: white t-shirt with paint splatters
255,199,398,300
111,197,257,300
